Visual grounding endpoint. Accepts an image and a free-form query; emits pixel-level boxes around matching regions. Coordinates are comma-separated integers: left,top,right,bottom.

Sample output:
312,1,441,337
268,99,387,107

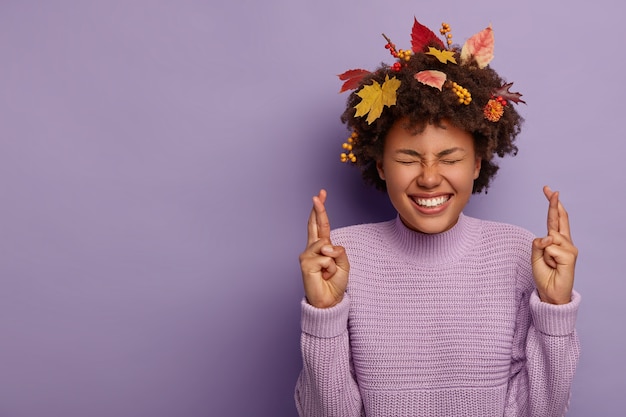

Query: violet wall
0,0,623,416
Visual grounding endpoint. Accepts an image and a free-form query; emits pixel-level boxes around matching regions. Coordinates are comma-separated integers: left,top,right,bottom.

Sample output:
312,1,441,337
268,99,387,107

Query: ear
376,160,386,180
473,157,482,180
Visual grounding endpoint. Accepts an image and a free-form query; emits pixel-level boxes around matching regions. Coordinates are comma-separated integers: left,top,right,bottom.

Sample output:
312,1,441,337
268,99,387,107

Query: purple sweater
295,214,580,417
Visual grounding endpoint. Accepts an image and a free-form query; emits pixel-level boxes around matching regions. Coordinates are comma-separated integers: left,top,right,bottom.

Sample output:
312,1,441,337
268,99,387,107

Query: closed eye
395,159,419,165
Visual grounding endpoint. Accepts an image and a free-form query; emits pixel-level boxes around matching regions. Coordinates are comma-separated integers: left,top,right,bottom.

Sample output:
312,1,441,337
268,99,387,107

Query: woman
295,18,580,417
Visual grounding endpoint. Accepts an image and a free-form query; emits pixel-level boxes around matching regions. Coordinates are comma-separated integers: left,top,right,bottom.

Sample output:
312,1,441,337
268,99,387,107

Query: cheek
384,167,416,188
441,165,478,188
456,167,480,189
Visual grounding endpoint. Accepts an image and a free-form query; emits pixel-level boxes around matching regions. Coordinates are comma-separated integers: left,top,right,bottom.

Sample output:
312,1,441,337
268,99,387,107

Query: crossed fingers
306,189,331,247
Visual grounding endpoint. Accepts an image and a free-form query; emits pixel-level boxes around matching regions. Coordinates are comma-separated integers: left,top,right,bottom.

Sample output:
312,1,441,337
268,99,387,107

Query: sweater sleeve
504,289,581,417
294,294,364,417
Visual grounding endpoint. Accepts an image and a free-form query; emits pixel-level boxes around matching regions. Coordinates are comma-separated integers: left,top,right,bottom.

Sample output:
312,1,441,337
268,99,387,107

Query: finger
313,189,331,241
306,189,328,247
547,230,579,259
318,254,337,280
331,245,350,273
543,250,558,270
532,236,557,269
306,204,320,246
300,242,335,272
318,188,327,205
320,245,350,279
533,232,578,271
543,185,555,200
302,239,332,260
542,244,577,274
544,185,560,234
556,199,573,242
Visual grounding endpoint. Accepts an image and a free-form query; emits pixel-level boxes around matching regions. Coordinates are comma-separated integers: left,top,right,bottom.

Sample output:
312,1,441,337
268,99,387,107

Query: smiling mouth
413,195,450,208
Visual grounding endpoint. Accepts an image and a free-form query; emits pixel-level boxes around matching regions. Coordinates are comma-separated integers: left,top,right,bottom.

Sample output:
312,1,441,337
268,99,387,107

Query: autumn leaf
415,70,447,90
460,25,494,68
354,75,401,124
425,47,457,64
493,82,526,104
338,69,371,93
411,17,444,53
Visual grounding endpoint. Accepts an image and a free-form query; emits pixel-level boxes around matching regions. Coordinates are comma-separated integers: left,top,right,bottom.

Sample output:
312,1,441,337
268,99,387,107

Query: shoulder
466,216,536,266
469,216,536,287
474,217,536,247
330,219,395,249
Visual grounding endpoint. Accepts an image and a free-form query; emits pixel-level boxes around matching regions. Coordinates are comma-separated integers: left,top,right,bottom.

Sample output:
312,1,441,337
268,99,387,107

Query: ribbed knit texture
295,214,580,417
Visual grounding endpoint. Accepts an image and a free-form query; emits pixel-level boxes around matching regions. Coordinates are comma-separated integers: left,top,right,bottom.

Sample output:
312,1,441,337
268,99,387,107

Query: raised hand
531,186,578,305
299,189,350,309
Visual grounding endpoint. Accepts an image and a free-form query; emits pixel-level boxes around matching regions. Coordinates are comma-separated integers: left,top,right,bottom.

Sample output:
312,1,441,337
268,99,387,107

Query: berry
450,82,472,105
340,132,359,163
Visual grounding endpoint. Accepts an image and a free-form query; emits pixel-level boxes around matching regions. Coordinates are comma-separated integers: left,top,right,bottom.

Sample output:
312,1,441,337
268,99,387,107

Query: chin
401,217,456,234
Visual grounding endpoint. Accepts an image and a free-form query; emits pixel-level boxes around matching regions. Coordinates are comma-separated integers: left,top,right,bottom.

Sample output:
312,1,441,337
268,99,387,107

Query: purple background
0,1,622,416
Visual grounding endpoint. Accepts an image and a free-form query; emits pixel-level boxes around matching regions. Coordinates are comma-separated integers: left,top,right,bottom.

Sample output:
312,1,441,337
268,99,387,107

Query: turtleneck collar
386,213,481,265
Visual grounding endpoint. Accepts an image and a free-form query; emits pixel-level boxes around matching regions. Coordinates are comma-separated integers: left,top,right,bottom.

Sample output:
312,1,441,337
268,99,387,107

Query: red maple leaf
338,69,371,93
411,17,444,53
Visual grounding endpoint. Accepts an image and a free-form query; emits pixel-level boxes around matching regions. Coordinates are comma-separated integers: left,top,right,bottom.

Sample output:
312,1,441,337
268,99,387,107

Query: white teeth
415,196,449,207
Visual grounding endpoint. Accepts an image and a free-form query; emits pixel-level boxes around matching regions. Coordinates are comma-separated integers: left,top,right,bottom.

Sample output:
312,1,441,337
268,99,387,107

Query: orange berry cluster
439,22,453,47
385,39,412,71
450,81,471,105
483,96,507,122
340,131,358,163
397,49,413,61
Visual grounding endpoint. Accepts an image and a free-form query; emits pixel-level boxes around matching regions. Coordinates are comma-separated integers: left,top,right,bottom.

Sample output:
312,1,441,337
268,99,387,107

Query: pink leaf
415,70,447,90
460,26,494,68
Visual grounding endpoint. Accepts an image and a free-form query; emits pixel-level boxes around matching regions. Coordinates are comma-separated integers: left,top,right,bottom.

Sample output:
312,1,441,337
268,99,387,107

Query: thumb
532,236,549,253
331,245,350,272
532,236,556,269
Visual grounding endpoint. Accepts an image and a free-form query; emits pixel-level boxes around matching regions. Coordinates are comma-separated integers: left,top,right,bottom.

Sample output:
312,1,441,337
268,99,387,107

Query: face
376,118,481,234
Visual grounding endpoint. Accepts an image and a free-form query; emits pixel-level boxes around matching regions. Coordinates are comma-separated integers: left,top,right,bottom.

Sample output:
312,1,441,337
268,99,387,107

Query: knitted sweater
295,214,580,417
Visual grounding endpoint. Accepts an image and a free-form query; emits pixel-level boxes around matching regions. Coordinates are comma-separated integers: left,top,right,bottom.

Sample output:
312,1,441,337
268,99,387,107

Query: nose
416,163,442,188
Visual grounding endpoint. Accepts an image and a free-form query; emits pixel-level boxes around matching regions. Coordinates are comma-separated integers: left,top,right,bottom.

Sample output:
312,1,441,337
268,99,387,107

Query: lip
410,193,453,215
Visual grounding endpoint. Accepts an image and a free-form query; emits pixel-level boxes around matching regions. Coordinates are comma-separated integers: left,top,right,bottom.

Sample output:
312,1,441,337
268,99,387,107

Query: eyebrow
395,147,467,158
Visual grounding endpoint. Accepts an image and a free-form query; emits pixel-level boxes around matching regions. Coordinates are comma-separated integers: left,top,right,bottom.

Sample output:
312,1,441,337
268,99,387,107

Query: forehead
384,119,475,152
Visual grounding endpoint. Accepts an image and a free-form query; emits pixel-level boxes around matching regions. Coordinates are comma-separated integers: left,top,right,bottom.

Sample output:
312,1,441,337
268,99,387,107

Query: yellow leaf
425,47,457,64
354,75,401,124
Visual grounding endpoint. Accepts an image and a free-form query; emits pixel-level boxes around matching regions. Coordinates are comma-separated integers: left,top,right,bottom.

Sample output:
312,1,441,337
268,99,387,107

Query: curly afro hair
340,45,524,194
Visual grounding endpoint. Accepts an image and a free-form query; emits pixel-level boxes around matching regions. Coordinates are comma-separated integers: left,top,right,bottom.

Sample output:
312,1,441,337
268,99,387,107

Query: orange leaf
415,70,447,90
460,26,494,68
